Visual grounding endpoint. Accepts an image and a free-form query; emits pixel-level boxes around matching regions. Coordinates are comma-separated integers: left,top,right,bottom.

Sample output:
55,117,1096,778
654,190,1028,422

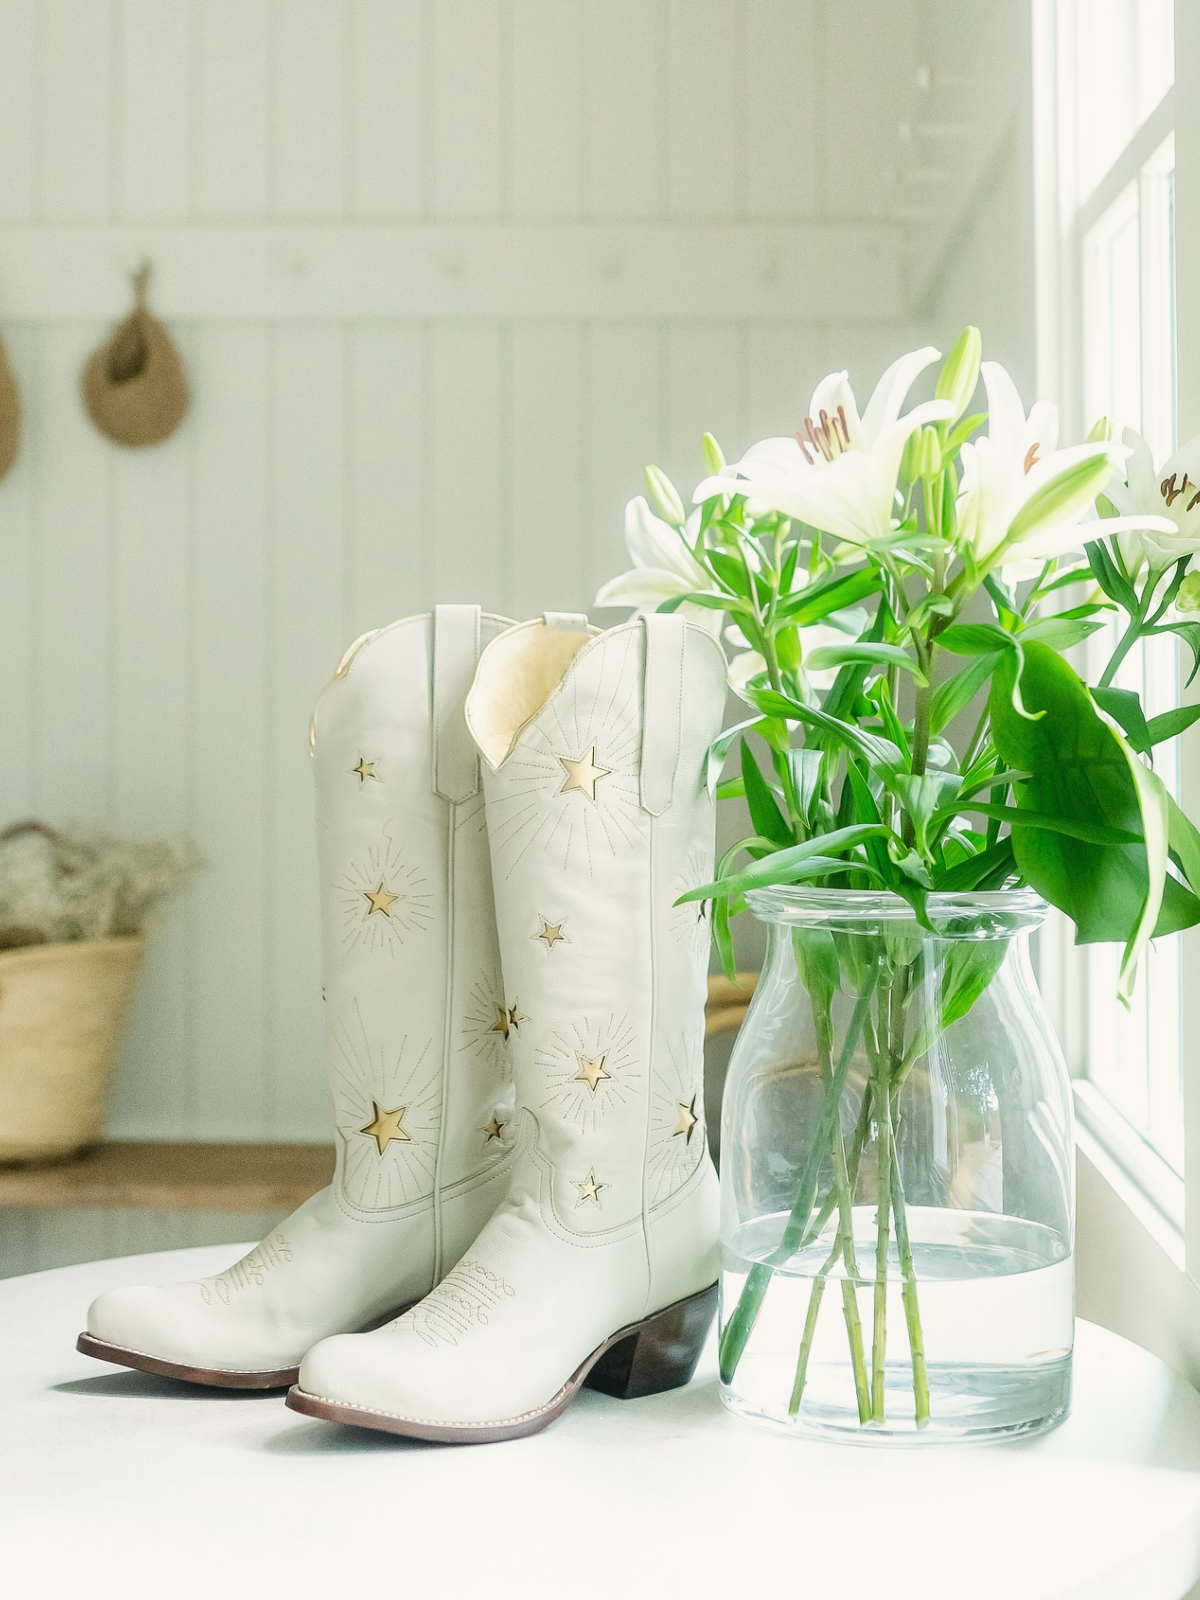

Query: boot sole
75,1302,416,1391
284,1281,719,1442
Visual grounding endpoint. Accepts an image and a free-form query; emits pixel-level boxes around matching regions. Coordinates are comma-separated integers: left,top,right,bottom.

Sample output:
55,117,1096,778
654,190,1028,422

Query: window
1037,0,1185,1220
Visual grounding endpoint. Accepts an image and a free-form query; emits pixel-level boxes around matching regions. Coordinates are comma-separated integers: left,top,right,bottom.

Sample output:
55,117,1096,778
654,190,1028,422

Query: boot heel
584,1283,718,1401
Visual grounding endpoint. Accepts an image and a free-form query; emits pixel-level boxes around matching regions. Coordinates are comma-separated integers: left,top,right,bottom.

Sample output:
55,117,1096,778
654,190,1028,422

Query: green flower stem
888,1102,930,1427
718,986,875,1385
796,1078,875,1253
788,1263,828,1414
869,1031,893,1422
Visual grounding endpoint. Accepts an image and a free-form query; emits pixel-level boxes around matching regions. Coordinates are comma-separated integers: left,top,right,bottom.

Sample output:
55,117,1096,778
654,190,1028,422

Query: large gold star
363,880,400,917
532,916,567,953
574,1168,608,1207
574,1051,611,1093
490,1005,511,1041
360,1101,411,1155
484,1115,506,1142
352,757,378,784
674,1095,699,1143
558,747,610,802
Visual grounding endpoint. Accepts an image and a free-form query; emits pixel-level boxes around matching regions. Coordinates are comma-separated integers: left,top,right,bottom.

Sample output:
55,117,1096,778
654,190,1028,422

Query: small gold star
363,880,399,917
674,1096,699,1143
574,1168,608,1207
490,1005,511,1041
352,757,378,784
508,1002,527,1031
532,916,567,953
360,1101,411,1155
559,747,610,802
484,1115,505,1142
574,1051,611,1093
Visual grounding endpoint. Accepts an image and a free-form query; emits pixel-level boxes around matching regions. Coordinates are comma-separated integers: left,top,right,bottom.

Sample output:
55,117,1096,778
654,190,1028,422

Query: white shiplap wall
0,1,953,1273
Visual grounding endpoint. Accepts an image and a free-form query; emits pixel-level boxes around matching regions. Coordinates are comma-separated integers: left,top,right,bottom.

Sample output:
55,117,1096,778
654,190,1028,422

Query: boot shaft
466,614,727,1235
311,607,516,1232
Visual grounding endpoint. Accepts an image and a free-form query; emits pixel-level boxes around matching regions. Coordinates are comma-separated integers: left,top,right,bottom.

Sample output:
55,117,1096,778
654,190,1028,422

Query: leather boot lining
467,620,595,769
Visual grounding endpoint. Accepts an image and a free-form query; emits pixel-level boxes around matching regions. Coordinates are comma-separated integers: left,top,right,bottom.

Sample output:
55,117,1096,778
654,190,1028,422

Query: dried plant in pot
0,821,199,1164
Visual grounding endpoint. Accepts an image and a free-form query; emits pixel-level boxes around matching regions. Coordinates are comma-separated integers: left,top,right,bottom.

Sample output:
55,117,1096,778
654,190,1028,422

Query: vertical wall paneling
40,0,113,221
345,322,428,635
186,325,270,1141
348,0,424,219
664,324,746,490
510,0,582,219
585,324,664,606
429,325,507,610
193,0,270,220
510,323,584,612
665,0,744,220
430,0,503,218
267,325,346,1137
30,326,112,819
746,0,819,221
0,1,931,1277
583,0,659,219
0,0,36,221
0,327,37,819
116,0,193,220
273,0,348,219
105,360,193,1138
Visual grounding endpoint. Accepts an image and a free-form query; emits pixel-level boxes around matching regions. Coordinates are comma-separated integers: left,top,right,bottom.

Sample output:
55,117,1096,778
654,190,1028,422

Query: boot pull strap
542,610,590,631
433,604,483,803
640,613,686,816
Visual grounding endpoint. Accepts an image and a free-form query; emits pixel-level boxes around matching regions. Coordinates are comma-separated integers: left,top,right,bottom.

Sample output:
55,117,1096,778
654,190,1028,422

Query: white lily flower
1102,428,1200,575
594,495,722,636
956,363,1170,569
692,347,955,547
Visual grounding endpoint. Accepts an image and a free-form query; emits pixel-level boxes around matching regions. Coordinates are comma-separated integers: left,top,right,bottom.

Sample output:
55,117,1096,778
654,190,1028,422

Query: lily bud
701,432,726,477
1177,571,1200,613
913,425,943,481
935,325,982,423
1087,416,1113,443
645,465,686,527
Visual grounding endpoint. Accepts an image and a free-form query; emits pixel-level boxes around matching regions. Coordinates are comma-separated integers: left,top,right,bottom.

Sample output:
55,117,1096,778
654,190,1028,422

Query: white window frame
1033,0,1200,1375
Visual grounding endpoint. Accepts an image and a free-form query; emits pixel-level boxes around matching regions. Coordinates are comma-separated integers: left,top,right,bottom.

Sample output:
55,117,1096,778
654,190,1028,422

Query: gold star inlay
558,747,610,802
574,1051,611,1094
490,1005,511,1041
532,916,567,953
352,757,378,784
360,1101,411,1155
363,880,399,918
484,1115,505,1142
673,1095,699,1144
508,1002,527,1031
574,1168,608,1207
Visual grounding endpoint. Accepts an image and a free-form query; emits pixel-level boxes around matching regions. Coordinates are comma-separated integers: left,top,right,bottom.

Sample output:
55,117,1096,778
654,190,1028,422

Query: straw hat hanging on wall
0,335,20,481
82,263,188,448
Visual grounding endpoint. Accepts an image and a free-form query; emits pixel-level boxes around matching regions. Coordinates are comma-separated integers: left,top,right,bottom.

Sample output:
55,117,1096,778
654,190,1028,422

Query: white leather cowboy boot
287,612,726,1439
78,607,519,1387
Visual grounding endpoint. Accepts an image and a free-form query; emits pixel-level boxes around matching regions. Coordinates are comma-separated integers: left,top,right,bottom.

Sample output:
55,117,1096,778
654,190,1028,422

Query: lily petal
859,346,942,444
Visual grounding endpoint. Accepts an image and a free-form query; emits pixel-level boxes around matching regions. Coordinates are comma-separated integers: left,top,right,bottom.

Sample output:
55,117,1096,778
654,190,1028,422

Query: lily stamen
1023,443,1040,473
1162,471,1193,506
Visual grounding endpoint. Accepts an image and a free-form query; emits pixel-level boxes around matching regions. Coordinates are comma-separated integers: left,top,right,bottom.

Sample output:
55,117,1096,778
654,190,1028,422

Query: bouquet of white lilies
598,330,1200,1002
596,330,1200,1426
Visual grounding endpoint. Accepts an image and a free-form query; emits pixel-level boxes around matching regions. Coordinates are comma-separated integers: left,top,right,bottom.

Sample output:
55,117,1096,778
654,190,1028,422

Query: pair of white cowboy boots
79,605,727,1442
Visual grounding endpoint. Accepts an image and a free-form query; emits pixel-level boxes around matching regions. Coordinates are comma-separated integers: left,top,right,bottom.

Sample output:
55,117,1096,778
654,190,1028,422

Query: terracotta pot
0,937,145,1165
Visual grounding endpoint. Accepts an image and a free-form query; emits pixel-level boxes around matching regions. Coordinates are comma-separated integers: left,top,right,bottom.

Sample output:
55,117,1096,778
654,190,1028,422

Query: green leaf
657,590,746,617
1091,687,1151,753
676,824,896,903
939,622,1015,656
706,716,764,798
1167,790,1200,896
1032,562,1095,597
1146,703,1200,745
749,687,906,775
1086,538,1139,612
988,641,1184,996
740,739,793,847
955,803,1142,846
711,892,736,982
944,410,988,456
929,652,1000,735
1157,621,1200,686
707,550,753,599
891,771,962,859
804,640,928,685
935,838,1016,891
1021,614,1105,651
774,566,881,624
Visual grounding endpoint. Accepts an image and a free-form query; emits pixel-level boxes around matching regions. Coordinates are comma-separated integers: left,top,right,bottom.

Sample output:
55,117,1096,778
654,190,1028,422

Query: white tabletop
4,1245,1200,1600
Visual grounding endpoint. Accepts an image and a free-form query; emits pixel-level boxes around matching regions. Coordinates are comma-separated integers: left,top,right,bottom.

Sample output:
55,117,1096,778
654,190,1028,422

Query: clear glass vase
719,888,1074,1443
